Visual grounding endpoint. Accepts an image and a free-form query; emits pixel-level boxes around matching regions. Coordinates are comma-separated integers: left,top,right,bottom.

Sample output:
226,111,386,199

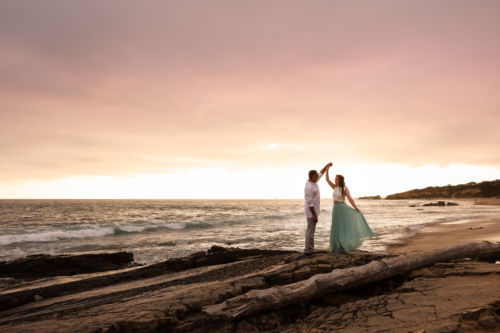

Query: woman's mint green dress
329,187,373,253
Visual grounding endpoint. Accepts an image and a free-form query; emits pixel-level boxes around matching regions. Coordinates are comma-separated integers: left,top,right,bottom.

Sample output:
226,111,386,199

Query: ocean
1,199,499,264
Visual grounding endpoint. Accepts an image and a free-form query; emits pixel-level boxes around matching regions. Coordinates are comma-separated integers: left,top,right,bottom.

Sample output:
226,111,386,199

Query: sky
1,0,499,199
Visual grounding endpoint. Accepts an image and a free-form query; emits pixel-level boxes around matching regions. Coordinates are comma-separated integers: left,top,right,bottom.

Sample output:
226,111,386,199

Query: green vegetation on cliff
386,180,500,199
358,195,382,200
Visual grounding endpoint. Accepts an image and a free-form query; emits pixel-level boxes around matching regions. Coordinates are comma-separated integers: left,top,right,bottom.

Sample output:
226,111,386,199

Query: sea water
1,199,499,264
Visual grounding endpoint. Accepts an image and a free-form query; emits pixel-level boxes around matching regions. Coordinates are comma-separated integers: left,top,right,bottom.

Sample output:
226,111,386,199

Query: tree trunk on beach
203,241,500,319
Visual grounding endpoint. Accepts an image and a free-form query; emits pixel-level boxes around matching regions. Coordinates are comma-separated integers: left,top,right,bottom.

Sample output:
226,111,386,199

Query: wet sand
389,217,500,253
474,198,500,205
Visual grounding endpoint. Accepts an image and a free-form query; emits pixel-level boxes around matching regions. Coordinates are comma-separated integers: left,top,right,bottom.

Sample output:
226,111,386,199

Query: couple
304,162,373,255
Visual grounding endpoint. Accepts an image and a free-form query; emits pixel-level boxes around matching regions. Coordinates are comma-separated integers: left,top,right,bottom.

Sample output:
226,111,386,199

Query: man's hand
320,162,333,175
309,207,318,223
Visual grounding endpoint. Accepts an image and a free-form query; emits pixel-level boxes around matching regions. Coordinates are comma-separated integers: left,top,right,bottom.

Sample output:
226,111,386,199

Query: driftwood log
203,241,500,319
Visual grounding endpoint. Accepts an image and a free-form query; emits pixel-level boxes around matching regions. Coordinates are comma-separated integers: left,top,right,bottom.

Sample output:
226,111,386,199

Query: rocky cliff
386,179,500,199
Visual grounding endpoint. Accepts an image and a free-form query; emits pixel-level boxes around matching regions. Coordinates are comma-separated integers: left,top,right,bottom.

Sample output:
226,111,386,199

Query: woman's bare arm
325,166,335,189
345,187,360,211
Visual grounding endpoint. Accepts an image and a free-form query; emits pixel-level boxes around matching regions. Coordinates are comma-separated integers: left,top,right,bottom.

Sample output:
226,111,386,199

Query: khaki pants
305,217,317,253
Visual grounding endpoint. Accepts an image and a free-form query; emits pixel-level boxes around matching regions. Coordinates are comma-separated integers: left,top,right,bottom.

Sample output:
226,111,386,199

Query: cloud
0,0,499,188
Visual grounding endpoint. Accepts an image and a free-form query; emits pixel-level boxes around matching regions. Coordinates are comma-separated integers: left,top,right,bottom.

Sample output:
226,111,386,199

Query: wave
184,222,213,229
0,209,353,246
0,247,28,261
433,214,486,223
0,227,115,246
396,214,487,235
0,221,216,246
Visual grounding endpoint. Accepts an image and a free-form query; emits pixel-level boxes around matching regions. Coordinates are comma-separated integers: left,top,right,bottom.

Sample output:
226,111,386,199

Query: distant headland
386,179,500,200
358,195,382,200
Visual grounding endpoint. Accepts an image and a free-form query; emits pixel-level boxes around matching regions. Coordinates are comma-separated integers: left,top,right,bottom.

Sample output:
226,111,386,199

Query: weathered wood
203,241,500,319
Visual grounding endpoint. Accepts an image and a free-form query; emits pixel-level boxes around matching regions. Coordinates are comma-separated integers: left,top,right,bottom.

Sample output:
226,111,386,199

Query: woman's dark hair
337,174,345,197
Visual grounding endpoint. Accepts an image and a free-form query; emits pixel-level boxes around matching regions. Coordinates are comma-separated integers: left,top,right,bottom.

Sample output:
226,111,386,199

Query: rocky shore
0,242,499,332
0,252,136,279
386,179,500,199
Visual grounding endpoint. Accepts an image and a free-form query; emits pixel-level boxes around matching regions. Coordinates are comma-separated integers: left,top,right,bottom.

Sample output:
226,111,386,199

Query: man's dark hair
308,170,318,180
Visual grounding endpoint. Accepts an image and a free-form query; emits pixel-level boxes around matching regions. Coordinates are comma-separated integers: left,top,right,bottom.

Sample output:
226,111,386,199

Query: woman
326,166,373,253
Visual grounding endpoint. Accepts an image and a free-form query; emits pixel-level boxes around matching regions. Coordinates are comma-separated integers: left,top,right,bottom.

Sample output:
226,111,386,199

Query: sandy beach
389,217,500,253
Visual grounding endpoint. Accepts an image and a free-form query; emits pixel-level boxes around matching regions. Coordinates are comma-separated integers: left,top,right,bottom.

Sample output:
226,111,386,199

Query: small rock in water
422,201,459,207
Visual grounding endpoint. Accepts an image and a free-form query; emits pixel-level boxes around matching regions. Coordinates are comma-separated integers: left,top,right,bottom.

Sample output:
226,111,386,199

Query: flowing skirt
329,202,373,253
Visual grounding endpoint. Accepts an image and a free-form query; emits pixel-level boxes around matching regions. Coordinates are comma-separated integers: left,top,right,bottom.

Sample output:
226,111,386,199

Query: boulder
0,252,135,278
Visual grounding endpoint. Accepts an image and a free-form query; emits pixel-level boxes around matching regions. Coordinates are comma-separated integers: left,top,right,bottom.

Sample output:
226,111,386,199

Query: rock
424,322,459,333
169,304,189,319
208,245,227,254
33,294,43,301
0,246,297,312
293,266,312,281
458,307,498,329
315,264,332,273
422,201,458,207
190,251,206,259
0,252,135,278
233,276,266,294
118,316,162,332
478,310,497,328
2,247,500,333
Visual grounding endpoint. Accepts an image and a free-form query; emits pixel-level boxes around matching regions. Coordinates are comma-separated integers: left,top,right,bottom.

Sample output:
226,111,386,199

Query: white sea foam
0,247,27,261
0,227,115,245
0,221,215,246
163,223,184,230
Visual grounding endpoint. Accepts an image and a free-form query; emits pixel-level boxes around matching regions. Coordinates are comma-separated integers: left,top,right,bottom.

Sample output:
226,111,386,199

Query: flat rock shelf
0,243,499,332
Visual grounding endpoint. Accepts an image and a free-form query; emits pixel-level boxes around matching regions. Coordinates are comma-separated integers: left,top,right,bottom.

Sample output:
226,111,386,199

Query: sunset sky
1,1,499,199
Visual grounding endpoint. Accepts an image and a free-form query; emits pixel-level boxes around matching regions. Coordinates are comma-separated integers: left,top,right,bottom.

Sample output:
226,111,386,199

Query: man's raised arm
319,162,333,178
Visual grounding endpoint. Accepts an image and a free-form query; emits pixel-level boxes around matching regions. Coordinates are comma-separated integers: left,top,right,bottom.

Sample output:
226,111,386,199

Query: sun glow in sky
1,1,499,199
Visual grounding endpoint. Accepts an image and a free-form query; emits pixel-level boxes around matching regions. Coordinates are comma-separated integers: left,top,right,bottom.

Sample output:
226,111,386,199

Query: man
304,162,332,255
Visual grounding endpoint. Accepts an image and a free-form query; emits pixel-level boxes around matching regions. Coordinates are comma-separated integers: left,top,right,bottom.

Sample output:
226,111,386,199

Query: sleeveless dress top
333,186,345,202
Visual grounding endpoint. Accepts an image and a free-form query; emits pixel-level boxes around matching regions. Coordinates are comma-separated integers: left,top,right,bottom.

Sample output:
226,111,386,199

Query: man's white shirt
304,171,323,218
